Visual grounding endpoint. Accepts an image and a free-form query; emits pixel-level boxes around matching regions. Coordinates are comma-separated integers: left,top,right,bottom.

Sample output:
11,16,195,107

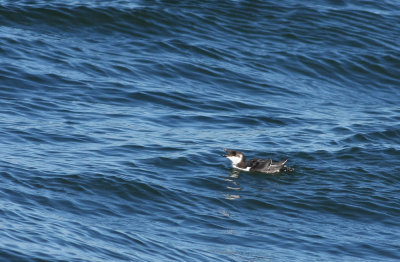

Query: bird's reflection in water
229,169,240,179
224,170,241,200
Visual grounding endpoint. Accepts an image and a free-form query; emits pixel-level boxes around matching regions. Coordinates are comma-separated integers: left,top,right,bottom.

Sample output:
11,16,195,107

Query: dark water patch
0,4,212,39
341,127,400,146
1,0,400,261
127,90,201,110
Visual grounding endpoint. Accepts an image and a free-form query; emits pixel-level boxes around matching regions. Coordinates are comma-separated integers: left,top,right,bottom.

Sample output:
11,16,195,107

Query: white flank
233,165,251,171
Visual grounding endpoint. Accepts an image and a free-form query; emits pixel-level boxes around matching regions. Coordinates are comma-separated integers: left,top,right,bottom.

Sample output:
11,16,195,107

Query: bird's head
222,149,245,165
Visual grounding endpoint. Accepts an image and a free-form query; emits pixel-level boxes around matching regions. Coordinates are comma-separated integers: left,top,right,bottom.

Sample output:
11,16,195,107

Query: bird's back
247,158,288,173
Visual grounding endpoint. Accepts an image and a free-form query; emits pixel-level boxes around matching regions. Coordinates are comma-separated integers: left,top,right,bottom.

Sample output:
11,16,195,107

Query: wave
1,0,398,105
1,1,400,261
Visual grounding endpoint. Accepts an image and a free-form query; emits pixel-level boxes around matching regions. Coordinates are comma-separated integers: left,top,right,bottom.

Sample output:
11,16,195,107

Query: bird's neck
236,157,246,168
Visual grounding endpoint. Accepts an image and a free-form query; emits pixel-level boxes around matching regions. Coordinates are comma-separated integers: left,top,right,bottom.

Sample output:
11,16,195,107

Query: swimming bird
222,149,293,174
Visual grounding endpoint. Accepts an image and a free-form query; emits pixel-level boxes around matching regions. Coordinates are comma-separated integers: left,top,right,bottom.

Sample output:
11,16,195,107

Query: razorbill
222,149,293,174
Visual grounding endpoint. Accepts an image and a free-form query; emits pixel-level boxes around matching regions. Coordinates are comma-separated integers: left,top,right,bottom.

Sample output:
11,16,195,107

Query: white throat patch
227,155,242,166
226,155,250,171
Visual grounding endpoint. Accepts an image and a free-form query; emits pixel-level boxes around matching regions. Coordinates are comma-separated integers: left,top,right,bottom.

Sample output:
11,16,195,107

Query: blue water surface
1,0,399,261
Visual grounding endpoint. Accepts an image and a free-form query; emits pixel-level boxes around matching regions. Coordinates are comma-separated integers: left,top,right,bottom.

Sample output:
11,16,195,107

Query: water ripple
1,0,400,261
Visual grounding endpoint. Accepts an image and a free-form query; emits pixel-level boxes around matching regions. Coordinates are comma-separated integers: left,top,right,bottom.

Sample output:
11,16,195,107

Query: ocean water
1,0,399,261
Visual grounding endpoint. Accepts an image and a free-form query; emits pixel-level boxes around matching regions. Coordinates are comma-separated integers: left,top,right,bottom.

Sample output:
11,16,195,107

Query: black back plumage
246,158,271,170
246,158,288,173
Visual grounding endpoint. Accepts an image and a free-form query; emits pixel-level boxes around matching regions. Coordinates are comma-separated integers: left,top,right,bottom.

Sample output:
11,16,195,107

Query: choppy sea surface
1,0,399,261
